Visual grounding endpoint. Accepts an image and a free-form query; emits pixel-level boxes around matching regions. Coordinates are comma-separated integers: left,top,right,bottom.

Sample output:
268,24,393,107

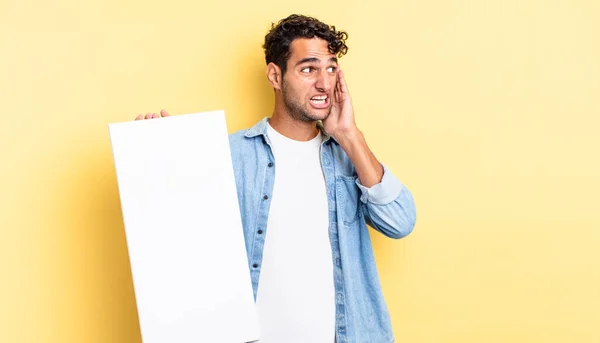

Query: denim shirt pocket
336,175,363,225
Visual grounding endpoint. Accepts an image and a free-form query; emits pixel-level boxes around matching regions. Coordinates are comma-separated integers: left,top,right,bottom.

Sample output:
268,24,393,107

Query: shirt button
268,162,274,167
257,230,263,234
253,263,258,268
263,195,269,200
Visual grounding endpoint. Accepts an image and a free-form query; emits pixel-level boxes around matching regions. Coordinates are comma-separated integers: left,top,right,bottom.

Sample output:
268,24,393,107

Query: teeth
311,95,327,100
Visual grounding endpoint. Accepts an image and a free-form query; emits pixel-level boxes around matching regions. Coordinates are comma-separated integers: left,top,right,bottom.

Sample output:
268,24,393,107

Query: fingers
337,69,349,95
334,70,344,102
135,110,171,121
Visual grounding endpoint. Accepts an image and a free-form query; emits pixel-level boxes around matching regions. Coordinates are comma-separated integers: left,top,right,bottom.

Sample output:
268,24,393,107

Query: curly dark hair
263,14,349,76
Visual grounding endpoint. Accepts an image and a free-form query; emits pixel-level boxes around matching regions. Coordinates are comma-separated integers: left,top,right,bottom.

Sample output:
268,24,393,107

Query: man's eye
327,66,337,73
301,67,313,73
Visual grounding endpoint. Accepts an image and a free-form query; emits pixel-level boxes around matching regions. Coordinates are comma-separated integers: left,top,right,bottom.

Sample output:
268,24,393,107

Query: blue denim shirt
229,117,416,343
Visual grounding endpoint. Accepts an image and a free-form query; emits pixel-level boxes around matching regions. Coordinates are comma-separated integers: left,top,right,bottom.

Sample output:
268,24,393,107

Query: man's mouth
309,95,329,108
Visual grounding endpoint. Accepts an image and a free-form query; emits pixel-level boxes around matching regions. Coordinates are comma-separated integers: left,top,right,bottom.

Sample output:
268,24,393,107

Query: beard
281,79,331,122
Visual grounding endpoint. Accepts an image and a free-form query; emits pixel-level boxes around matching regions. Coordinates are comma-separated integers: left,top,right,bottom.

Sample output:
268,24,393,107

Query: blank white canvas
108,110,259,343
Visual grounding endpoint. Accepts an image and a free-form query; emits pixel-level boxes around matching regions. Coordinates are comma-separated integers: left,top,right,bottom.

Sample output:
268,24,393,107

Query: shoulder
228,127,265,157
228,129,247,146
228,129,250,159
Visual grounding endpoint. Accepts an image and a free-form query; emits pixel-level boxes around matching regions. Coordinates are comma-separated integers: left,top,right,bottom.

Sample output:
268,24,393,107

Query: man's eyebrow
295,57,338,66
295,57,319,66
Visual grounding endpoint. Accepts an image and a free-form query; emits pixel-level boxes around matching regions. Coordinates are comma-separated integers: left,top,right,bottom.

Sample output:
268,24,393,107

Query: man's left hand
323,69,358,138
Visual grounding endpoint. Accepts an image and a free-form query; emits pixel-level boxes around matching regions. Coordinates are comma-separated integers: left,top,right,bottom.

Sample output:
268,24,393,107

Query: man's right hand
135,109,170,120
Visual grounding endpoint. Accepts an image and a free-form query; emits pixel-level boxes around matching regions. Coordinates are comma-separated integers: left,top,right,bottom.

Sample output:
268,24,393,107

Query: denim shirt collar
244,117,338,144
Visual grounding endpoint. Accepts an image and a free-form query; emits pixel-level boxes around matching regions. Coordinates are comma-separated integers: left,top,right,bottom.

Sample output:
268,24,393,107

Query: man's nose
315,70,333,92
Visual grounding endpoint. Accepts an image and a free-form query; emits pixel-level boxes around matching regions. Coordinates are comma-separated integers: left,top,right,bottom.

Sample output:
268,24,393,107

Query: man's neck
269,109,320,142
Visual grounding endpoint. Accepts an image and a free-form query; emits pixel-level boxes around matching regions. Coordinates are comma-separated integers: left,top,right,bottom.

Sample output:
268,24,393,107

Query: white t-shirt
254,122,335,343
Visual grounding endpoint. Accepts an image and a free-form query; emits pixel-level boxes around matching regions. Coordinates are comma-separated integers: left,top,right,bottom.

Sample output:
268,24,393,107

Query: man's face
281,38,338,122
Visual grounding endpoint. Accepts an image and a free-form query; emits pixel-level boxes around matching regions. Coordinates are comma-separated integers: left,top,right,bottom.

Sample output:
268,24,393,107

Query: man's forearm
335,128,383,187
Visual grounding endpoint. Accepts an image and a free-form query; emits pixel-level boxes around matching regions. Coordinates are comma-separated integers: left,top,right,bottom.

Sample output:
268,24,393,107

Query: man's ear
266,62,283,90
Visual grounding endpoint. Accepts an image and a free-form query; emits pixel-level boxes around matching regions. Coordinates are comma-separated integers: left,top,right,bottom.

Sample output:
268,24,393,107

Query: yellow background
2,0,599,342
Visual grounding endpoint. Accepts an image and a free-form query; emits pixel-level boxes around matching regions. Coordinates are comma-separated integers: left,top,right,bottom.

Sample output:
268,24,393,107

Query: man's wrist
333,126,363,150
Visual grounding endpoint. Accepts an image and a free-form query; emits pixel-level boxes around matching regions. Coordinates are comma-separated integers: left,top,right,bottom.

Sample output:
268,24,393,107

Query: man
136,14,416,343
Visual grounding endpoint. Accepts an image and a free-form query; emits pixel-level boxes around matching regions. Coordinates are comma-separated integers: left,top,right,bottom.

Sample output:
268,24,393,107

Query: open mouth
309,95,329,109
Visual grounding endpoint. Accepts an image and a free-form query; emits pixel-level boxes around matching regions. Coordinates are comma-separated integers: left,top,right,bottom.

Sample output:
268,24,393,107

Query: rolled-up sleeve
355,164,417,239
